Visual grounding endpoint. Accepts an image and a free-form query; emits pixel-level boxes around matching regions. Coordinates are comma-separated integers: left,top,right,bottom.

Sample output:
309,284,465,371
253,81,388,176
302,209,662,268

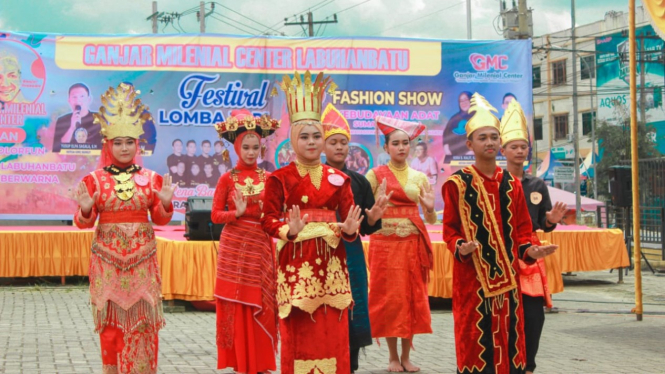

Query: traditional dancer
442,93,557,374
322,104,390,373
211,109,280,373
366,116,435,373
74,83,174,374
261,71,363,374
499,100,565,374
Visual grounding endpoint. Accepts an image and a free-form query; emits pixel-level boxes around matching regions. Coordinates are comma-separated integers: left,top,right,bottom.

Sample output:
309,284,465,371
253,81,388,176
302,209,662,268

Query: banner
0,32,532,220
595,25,665,153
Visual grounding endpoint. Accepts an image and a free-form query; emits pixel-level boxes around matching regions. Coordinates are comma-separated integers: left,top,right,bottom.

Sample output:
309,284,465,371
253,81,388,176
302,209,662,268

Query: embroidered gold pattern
377,218,419,237
231,168,266,196
295,161,323,190
294,358,337,374
301,195,309,203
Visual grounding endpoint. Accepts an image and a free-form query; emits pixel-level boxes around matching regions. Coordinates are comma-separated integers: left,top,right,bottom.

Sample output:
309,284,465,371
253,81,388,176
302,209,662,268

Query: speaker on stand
184,196,224,241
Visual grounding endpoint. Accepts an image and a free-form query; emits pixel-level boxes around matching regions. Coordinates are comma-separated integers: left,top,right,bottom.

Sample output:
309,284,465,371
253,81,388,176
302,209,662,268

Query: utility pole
284,12,338,37
199,1,205,33
571,0,582,224
466,0,472,39
639,35,647,126
152,1,158,33
588,57,598,199
518,0,528,38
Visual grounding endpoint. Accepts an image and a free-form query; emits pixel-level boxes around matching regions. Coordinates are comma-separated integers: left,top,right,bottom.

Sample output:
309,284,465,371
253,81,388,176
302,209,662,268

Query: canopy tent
580,149,599,178
547,185,605,211
536,150,564,180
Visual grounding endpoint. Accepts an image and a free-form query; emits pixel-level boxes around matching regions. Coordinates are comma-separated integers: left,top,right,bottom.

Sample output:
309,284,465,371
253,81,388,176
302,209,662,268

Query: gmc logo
469,53,508,71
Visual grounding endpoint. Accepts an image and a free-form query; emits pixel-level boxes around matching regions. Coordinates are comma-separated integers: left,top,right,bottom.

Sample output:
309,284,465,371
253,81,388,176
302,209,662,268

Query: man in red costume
442,93,557,374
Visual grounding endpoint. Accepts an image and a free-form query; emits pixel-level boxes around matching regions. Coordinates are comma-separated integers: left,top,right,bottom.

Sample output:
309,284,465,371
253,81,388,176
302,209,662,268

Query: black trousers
350,347,360,372
522,295,545,372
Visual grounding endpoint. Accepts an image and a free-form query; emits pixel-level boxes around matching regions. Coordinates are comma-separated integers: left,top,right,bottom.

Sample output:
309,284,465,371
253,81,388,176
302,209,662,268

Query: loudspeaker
608,166,632,208
184,196,224,241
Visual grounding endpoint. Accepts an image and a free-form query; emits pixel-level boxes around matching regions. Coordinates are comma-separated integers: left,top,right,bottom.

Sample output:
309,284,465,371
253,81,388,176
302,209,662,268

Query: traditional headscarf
289,119,324,165
215,109,279,170
375,116,426,146
322,103,351,141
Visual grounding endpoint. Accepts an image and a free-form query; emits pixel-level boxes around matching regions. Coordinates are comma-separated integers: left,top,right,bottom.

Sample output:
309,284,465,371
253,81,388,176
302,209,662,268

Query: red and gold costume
366,116,435,340
261,70,357,374
442,93,533,374
211,109,280,373
74,83,173,374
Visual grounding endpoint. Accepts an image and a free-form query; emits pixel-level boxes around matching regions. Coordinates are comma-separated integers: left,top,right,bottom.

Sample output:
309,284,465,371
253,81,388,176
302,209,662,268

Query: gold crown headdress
465,93,500,137
499,99,529,147
94,83,150,140
214,111,280,142
274,70,337,123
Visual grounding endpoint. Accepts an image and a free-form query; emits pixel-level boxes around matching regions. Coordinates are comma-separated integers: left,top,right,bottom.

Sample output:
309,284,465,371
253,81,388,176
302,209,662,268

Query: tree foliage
596,118,661,201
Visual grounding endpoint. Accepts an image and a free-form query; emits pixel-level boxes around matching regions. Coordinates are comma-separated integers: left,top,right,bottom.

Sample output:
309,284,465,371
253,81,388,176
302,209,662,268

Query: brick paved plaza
2,270,665,373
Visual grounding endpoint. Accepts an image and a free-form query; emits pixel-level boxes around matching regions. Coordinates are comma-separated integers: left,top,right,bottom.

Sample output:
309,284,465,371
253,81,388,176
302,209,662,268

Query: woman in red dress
366,116,436,373
74,83,175,374
261,70,363,374
211,109,280,373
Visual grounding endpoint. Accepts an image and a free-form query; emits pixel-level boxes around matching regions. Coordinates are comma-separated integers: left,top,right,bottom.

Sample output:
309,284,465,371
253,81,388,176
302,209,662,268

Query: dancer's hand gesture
338,205,364,236
77,182,98,215
527,244,558,259
366,179,393,225
287,205,308,236
153,173,176,208
418,182,435,214
546,202,567,226
233,190,247,217
457,241,479,256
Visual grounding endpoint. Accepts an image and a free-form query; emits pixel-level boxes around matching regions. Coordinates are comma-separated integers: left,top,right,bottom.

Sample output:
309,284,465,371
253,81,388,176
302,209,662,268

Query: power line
212,11,265,34
370,0,465,36
211,1,282,34
208,14,256,35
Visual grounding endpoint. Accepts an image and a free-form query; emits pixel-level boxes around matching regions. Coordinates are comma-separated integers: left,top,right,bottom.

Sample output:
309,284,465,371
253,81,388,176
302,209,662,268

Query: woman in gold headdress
261,71,364,374
74,83,175,374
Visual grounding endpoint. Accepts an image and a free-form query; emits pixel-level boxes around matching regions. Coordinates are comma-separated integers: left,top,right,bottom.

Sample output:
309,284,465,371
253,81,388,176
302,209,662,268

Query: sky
0,0,635,39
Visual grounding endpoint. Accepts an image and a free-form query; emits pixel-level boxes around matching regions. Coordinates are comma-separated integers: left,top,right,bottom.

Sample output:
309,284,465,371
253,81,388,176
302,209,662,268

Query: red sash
374,166,433,282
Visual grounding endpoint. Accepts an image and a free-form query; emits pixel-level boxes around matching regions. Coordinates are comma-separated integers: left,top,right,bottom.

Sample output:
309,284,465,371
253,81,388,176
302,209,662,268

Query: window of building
582,111,595,135
533,66,541,88
534,118,543,140
552,60,566,85
554,114,569,140
580,55,595,80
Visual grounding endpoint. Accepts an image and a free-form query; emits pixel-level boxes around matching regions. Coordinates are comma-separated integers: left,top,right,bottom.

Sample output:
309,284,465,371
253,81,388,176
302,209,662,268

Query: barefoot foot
401,358,420,372
387,360,404,372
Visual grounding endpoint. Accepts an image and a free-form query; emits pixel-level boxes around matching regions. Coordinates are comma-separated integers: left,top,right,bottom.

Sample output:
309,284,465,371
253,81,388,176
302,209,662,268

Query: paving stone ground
2,269,665,373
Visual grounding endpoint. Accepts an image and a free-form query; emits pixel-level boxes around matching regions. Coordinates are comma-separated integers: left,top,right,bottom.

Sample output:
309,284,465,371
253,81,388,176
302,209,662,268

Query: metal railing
597,205,665,260
618,157,665,207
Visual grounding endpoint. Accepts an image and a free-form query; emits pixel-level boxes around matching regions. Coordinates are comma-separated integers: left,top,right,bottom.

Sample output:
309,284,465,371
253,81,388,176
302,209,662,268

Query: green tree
596,118,661,202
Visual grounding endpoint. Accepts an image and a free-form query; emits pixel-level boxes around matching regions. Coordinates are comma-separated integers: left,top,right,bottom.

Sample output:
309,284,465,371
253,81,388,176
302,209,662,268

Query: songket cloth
443,165,534,374
212,164,277,373
366,164,435,339
261,162,358,374
75,167,173,374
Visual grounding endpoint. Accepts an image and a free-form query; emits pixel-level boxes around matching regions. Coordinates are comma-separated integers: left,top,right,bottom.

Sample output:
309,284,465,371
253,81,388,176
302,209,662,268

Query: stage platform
0,225,629,300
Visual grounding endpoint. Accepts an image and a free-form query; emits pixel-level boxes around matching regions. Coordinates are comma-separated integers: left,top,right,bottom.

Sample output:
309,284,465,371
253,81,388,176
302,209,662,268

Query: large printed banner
596,25,665,153
0,32,532,220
